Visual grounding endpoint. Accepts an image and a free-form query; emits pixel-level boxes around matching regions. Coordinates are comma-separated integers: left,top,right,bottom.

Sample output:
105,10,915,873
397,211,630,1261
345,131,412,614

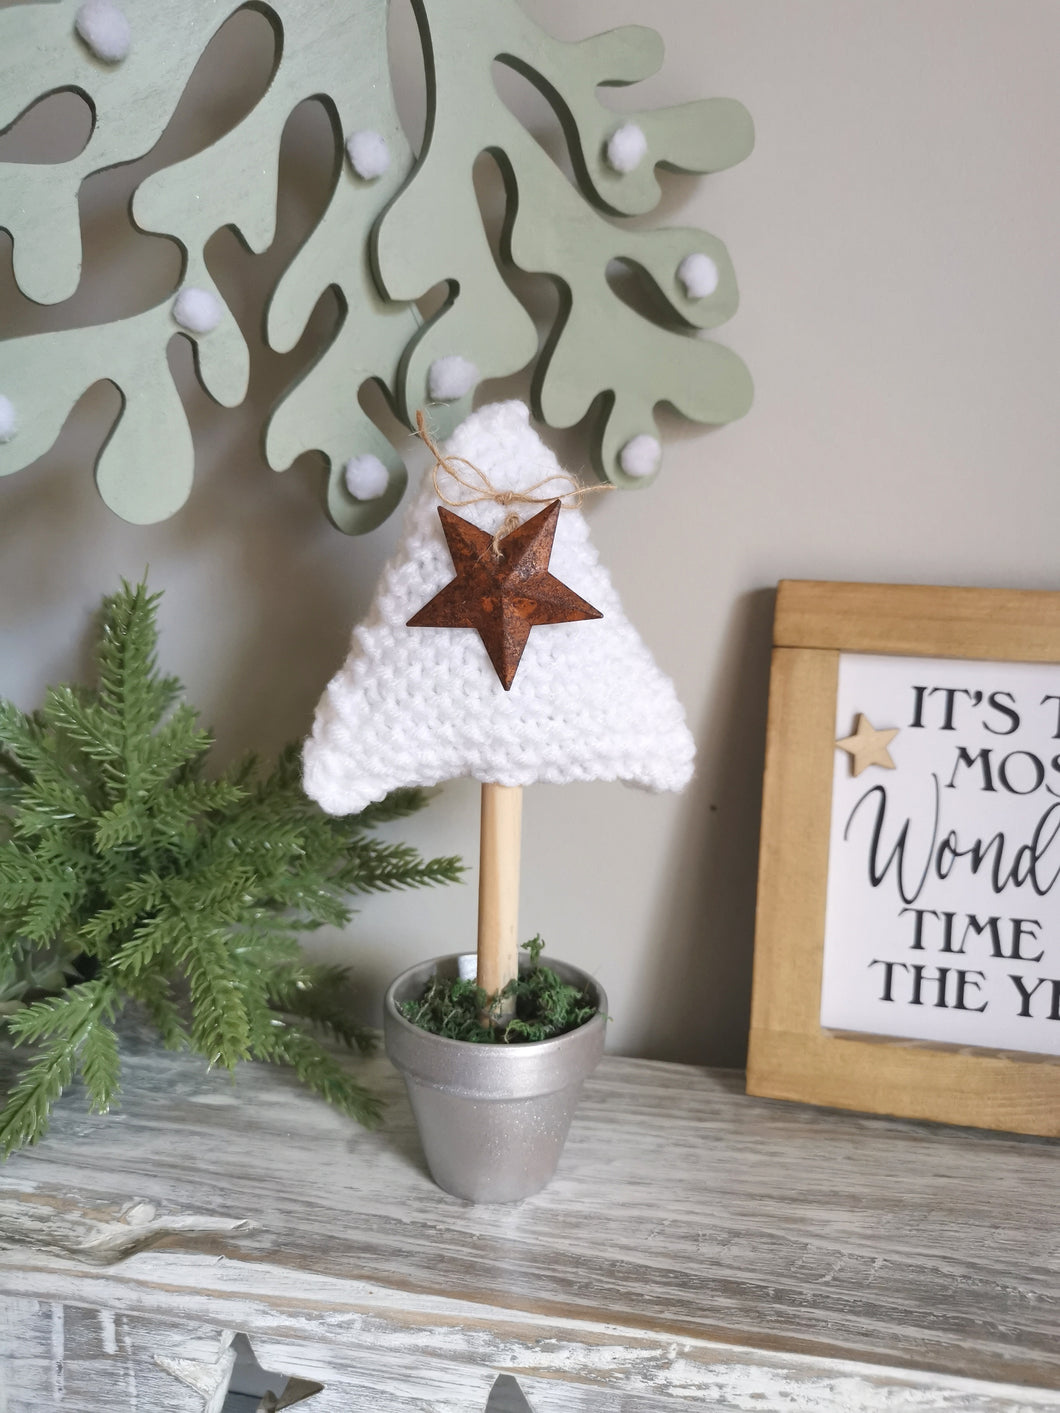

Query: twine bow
415,409,606,554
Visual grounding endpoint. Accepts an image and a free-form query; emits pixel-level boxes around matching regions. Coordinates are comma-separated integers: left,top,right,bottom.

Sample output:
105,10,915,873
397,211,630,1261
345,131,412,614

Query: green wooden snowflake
0,0,752,533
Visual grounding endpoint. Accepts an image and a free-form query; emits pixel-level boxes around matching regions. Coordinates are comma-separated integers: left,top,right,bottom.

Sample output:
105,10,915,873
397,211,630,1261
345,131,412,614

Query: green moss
398,937,598,1043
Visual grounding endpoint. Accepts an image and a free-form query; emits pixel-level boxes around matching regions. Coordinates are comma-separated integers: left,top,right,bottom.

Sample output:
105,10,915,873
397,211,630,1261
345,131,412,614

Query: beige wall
3,1,1059,1064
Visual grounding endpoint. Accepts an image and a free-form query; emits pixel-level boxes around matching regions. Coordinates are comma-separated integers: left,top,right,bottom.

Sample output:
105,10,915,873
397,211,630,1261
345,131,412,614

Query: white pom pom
606,122,648,174
0,395,17,444
677,252,720,299
74,1,131,62
619,434,661,479
343,453,389,501
428,355,479,402
346,130,391,180
172,287,223,335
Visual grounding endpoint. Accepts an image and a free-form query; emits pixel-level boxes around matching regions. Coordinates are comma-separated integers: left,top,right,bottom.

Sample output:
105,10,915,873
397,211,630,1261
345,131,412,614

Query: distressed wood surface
0,1034,1057,1411
210,1328,1060,1413
0,1297,235,1412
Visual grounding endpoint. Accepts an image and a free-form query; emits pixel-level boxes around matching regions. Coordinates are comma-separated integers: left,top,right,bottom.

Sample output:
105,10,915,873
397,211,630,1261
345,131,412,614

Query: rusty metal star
407,500,602,690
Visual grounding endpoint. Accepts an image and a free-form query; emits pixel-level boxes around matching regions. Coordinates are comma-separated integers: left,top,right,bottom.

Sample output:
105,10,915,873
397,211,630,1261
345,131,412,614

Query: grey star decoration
221,1334,323,1411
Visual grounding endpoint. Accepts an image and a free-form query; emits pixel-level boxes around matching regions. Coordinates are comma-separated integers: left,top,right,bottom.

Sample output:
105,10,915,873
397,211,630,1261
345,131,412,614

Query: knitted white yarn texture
302,401,696,815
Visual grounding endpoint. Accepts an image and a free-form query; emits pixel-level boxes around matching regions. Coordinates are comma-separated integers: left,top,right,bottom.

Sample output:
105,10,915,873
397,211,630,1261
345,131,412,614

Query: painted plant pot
383,954,607,1204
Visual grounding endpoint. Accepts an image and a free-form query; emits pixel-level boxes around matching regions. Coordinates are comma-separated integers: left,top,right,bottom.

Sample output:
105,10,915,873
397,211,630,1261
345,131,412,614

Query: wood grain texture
215,1329,1060,1413
0,1297,235,1413
0,1033,1057,1412
748,646,837,1042
477,782,523,1007
748,586,1060,1137
774,579,1060,662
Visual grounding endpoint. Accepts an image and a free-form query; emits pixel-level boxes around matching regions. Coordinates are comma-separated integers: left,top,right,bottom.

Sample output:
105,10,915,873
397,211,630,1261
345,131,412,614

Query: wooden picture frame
747,579,1060,1138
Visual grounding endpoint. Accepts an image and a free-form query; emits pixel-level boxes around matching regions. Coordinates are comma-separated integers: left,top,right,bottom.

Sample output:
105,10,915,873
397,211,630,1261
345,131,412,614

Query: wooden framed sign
747,580,1060,1137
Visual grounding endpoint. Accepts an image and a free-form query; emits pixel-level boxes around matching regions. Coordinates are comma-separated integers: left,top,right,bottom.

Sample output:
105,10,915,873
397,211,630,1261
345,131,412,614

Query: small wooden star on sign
407,500,602,690
836,713,899,776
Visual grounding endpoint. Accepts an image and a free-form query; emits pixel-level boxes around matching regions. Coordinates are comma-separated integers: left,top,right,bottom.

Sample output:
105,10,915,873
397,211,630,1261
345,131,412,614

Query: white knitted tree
303,400,694,1004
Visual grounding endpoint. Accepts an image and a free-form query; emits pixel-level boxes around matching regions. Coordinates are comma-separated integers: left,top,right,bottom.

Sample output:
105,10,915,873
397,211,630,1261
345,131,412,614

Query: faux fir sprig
0,580,463,1156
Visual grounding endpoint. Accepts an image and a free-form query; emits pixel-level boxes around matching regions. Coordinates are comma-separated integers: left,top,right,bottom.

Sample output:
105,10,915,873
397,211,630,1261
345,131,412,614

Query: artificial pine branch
0,979,121,1153
268,963,377,1055
0,579,463,1156
257,1020,384,1129
0,1038,78,1157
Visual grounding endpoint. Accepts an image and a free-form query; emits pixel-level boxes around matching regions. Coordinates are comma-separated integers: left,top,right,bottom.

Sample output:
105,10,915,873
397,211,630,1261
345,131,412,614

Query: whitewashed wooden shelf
0,1029,1057,1412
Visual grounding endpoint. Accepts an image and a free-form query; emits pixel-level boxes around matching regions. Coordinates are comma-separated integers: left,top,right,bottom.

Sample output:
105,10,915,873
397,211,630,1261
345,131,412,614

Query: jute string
415,410,608,555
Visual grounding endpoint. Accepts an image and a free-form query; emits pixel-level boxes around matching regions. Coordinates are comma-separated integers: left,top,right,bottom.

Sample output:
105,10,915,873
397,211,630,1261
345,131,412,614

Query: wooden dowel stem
477,782,523,1021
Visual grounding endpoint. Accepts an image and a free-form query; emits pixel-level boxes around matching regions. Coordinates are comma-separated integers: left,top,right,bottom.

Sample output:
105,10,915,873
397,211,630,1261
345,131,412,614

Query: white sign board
821,652,1060,1058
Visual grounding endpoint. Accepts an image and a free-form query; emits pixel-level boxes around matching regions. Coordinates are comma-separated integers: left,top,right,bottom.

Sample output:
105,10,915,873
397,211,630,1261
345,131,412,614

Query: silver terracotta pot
383,954,607,1203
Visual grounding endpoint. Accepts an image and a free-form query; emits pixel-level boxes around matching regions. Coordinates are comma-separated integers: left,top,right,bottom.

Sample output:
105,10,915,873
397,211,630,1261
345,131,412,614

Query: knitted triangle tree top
303,401,695,814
